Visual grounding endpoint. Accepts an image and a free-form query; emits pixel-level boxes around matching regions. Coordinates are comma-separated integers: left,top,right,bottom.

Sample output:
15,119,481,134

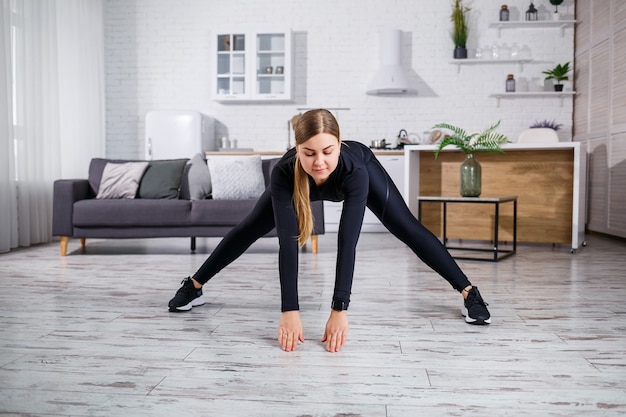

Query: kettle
396,129,412,148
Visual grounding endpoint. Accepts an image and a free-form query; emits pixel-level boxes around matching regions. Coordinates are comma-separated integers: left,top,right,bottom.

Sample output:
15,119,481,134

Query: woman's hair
293,109,340,246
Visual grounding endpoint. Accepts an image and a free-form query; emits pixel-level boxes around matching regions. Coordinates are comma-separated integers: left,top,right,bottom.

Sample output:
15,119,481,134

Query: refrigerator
145,110,216,160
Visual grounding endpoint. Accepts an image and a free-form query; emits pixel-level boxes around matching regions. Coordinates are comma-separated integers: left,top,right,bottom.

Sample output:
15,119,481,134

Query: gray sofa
52,157,324,256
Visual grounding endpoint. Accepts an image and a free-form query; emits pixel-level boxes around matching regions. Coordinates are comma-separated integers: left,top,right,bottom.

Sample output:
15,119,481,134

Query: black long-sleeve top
270,141,374,311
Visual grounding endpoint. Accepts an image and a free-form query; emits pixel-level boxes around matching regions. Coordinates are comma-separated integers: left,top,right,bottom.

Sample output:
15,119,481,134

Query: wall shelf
450,58,533,73
489,20,576,37
489,91,576,107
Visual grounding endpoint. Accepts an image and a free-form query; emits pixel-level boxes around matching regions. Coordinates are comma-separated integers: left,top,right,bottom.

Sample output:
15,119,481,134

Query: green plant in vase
543,62,571,91
451,0,470,59
432,120,510,197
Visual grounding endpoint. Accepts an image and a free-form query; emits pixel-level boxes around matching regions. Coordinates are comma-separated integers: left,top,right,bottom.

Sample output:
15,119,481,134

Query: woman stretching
169,108,491,353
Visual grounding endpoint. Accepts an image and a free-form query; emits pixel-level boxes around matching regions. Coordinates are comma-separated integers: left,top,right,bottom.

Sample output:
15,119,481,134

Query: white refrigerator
145,110,216,160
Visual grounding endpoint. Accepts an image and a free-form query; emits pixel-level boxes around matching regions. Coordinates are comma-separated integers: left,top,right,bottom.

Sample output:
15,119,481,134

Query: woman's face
296,132,340,185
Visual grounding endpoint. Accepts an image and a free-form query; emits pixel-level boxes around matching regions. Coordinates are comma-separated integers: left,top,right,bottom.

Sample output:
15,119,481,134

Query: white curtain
0,0,104,253
0,1,18,253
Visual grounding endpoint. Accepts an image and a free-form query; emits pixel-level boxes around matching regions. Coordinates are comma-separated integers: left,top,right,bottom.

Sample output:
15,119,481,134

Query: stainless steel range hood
366,30,417,95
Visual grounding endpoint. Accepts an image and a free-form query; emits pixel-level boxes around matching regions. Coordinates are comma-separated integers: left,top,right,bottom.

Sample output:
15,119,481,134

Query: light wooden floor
1,232,625,416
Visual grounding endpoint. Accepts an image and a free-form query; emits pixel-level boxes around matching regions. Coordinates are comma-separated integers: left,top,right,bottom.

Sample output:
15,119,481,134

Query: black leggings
193,160,471,292
364,158,471,292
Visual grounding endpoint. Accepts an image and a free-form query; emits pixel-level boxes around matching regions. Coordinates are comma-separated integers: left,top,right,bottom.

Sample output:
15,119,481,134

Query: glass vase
460,153,481,197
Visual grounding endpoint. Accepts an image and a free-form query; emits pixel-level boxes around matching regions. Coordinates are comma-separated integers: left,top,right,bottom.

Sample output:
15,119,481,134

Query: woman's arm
269,166,300,312
270,164,308,351
332,167,369,308
321,171,368,352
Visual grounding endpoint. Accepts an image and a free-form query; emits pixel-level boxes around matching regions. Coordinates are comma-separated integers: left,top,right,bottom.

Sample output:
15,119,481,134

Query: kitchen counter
205,151,284,156
403,143,586,251
206,150,405,156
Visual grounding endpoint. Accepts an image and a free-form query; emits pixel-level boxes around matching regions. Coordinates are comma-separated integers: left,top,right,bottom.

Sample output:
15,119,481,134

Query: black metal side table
417,196,518,262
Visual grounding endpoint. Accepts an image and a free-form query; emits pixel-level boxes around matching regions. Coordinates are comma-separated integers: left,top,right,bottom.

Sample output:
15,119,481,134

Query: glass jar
500,5,510,21
506,74,516,92
500,43,512,59
491,44,500,60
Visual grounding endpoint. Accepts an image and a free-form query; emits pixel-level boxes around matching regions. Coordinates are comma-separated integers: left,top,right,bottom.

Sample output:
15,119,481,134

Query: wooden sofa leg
190,237,196,252
60,236,69,256
80,238,86,253
311,234,318,254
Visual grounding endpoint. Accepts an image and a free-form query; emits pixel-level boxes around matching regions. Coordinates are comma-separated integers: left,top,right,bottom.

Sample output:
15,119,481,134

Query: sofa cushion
89,158,129,197
179,153,212,200
207,155,265,200
95,162,149,199
137,159,188,199
190,199,259,226
74,199,192,227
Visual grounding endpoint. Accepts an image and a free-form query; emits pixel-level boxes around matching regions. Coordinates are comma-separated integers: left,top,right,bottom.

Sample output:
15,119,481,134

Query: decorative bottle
460,154,482,197
500,5,509,21
506,74,516,92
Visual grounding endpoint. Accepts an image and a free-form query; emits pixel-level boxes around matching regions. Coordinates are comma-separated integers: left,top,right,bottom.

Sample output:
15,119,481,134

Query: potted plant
451,0,470,59
516,119,562,143
543,62,571,91
530,119,563,130
550,0,564,20
432,120,510,197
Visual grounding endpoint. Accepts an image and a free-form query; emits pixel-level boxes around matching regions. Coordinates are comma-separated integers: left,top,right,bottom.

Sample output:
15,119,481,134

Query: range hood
366,29,417,95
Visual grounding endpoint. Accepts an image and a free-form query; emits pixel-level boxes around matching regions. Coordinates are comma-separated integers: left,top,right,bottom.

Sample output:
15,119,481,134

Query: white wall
104,0,575,158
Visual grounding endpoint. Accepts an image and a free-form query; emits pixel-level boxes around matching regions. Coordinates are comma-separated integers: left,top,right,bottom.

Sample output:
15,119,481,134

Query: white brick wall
105,0,575,158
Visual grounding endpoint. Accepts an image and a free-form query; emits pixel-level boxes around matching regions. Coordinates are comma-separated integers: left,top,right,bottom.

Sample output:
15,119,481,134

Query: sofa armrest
52,179,90,237
262,157,280,187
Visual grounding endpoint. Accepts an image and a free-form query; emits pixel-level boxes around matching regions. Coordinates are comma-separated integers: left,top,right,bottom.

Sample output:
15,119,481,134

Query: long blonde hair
293,109,340,246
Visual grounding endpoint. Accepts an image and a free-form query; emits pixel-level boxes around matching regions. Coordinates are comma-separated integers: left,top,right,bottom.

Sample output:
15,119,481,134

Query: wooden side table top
417,196,518,203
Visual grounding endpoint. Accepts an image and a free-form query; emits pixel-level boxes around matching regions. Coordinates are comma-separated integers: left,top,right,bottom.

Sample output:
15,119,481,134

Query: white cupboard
214,30,293,102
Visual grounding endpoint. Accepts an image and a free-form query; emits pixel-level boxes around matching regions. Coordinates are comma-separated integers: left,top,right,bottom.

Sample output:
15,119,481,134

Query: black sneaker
461,286,491,325
168,277,205,312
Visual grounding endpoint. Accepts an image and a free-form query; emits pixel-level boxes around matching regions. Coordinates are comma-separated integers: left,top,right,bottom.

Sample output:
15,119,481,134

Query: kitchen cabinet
214,30,293,102
324,152,404,233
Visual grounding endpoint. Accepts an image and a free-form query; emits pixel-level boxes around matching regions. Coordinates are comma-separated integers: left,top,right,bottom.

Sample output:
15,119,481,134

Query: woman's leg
366,160,491,324
192,189,276,284
365,160,471,292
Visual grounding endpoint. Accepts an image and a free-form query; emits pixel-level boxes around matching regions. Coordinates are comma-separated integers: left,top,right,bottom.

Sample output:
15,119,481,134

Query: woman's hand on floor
322,310,349,352
278,310,304,351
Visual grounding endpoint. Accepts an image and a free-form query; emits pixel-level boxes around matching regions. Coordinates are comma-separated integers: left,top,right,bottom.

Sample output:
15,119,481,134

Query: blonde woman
169,109,491,352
